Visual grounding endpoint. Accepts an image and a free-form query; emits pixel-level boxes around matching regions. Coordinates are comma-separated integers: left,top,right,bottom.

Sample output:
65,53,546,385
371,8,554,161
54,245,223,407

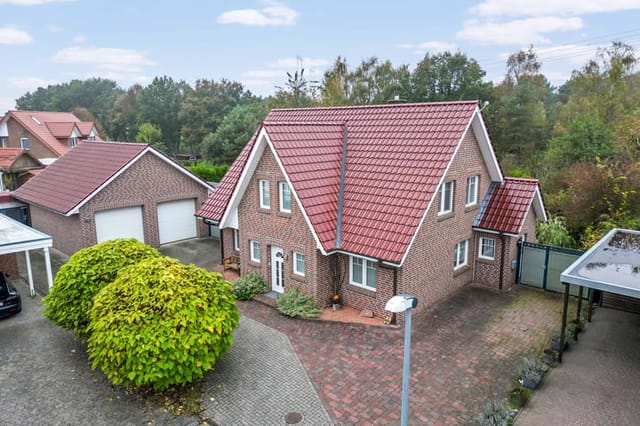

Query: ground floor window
233,228,240,251
350,255,376,290
479,237,495,260
250,240,261,263
454,240,468,270
293,251,305,276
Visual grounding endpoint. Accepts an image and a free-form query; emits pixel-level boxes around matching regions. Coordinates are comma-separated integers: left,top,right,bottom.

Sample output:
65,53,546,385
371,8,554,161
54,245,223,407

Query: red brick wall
6,117,59,159
29,151,209,255
399,128,492,311
237,148,322,301
473,231,502,289
0,253,19,278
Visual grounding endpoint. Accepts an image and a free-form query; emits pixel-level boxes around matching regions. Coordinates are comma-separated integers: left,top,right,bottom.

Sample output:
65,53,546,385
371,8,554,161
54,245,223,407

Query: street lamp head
385,294,418,313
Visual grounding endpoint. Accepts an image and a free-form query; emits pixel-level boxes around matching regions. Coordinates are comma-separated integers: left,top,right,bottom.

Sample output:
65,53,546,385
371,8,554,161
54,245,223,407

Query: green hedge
276,287,321,318
231,272,268,300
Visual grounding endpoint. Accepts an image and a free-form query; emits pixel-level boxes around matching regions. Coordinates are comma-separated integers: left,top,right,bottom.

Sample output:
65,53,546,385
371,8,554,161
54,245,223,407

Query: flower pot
521,376,540,390
543,349,558,367
551,338,568,352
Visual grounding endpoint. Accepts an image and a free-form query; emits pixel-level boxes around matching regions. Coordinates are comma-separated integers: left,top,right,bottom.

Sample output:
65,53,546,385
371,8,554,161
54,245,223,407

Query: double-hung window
466,175,479,206
439,181,454,215
279,182,291,213
259,180,270,209
454,240,469,270
250,240,261,263
479,237,495,260
293,252,305,276
350,255,377,290
20,137,29,149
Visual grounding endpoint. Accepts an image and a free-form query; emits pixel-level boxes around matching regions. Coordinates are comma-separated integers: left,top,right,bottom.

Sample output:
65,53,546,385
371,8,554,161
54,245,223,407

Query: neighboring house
13,141,213,255
196,101,546,316
0,110,102,164
0,148,44,191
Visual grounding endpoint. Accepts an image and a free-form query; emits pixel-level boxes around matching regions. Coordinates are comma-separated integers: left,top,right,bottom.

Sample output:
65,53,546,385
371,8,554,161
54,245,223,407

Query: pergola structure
559,228,640,361
0,214,53,296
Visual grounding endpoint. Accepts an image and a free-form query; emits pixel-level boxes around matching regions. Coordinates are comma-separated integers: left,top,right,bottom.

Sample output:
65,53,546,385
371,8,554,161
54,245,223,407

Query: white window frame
293,251,305,276
250,240,261,263
349,255,377,291
233,228,240,251
0,137,7,148
454,240,469,270
279,182,291,213
259,180,270,209
466,175,479,206
479,237,496,260
20,137,29,149
69,137,77,148
439,180,454,215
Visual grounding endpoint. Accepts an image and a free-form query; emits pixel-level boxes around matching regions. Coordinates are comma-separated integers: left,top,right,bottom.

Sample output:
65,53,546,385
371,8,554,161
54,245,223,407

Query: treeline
14,42,640,247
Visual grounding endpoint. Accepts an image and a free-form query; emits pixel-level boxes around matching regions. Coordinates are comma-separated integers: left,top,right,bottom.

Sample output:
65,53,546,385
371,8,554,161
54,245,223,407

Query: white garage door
157,199,197,244
95,206,145,243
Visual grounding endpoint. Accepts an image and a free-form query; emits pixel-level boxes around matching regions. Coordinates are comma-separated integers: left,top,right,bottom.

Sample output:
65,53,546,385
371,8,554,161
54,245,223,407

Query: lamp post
385,294,418,426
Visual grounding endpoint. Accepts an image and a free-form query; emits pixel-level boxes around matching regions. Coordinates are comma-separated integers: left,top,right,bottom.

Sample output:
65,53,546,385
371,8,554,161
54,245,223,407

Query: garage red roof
13,142,148,214
474,178,541,235
197,101,481,263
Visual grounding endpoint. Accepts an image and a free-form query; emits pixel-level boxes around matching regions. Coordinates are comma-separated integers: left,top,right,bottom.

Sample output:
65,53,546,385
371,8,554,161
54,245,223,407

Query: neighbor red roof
2,111,101,157
0,148,29,168
474,178,540,235
13,142,147,214
197,101,480,263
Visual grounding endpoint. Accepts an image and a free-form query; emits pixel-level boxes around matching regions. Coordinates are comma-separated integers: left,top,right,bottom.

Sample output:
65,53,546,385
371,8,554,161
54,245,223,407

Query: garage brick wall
29,151,209,255
398,128,492,311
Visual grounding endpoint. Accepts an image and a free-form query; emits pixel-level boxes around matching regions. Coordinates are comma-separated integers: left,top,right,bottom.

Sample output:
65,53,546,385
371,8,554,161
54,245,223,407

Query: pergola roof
561,228,640,299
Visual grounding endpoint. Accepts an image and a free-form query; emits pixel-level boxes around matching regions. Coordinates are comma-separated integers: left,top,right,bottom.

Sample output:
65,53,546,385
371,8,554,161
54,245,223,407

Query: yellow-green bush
43,239,161,335
87,256,240,390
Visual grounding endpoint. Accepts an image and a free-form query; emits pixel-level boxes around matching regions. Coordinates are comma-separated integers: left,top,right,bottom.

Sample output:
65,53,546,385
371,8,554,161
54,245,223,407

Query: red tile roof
474,178,541,235
0,148,29,169
197,101,480,263
13,142,147,214
1,111,101,157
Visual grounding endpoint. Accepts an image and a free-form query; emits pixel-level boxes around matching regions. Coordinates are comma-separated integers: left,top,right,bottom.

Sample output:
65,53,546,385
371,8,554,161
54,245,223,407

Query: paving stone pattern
202,317,332,425
238,285,563,425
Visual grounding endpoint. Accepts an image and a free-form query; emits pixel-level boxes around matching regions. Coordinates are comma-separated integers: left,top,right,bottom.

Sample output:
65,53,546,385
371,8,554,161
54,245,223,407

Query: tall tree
135,122,166,152
137,76,188,155
105,84,141,141
179,79,251,155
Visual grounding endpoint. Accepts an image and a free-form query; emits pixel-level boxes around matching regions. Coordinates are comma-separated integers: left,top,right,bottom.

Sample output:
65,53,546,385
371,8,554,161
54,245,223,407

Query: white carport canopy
0,214,53,296
559,228,640,361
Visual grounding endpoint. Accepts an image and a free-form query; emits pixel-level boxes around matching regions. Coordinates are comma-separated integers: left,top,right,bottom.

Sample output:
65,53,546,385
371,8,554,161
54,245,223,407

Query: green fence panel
520,245,546,288
546,251,582,295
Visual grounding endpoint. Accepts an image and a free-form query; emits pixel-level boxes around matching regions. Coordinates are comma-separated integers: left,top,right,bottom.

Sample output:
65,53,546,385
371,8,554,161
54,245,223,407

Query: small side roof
0,148,42,170
473,178,547,235
13,141,212,215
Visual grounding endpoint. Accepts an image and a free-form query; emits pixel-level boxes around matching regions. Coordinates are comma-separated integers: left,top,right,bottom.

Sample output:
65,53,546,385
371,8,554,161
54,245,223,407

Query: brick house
0,110,102,164
197,102,546,316
13,141,212,255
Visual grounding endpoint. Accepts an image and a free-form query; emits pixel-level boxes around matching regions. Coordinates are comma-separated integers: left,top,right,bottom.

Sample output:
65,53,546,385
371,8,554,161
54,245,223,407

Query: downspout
499,233,506,290
335,122,348,249
220,228,226,265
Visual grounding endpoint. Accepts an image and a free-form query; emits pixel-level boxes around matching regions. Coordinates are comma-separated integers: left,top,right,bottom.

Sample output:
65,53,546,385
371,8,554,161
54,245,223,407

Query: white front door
271,246,285,293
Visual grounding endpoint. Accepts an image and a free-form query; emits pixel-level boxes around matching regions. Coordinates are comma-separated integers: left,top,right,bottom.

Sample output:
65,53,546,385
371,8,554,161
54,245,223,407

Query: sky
1,0,640,112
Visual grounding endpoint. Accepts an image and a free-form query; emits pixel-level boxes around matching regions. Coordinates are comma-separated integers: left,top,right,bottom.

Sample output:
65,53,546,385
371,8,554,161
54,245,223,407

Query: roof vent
30,116,42,125
387,95,406,104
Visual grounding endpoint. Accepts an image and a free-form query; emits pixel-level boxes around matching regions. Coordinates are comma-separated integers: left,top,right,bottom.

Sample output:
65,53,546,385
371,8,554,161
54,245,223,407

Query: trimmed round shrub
87,256,240,391
231,272,268,300
43,238,161,335
276,287,321,318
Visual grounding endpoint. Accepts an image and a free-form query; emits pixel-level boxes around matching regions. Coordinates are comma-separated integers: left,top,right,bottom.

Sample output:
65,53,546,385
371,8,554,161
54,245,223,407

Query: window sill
453,264,471,276
276,211,291,218
437,212,455,221
249,259,261,266
258,208,271,214
291,274,306,283
477,257,495,264
464,204,479,213
347,283,377,296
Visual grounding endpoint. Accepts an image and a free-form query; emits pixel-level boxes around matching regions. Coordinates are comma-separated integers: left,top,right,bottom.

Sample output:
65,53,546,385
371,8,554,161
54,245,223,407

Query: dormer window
69,137,77,148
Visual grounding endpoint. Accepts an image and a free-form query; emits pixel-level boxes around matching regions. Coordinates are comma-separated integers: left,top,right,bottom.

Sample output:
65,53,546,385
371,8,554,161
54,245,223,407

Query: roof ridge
269,100,479,113
263,121,345,126
503,177,539,183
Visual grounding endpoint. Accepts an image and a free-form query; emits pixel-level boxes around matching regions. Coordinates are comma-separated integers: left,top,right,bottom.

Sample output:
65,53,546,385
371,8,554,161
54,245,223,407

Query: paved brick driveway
238,285,563,425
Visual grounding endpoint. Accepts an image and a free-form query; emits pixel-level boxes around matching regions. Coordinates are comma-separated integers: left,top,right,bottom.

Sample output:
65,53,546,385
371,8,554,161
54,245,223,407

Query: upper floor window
0,137,7,148
250,240,261,263
69,137,77,148
350,255,377,290
233,228,240,251
293,251,305,276
454,240,469,270
279,182,291,213
88,135,96,142
20,137,29,149
259,180,270,209
466,175,479,206
479,237,495,260
439,180,454,215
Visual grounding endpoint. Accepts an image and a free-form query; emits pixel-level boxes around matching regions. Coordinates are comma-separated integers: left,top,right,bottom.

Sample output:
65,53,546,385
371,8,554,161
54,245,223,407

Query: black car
0,273,21,319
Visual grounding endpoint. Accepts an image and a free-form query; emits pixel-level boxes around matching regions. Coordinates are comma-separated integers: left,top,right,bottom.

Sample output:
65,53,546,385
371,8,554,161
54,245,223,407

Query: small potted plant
508,383,532,408
331,294,342,310
550,329,568,351
516,357,548,390
543,348,558,367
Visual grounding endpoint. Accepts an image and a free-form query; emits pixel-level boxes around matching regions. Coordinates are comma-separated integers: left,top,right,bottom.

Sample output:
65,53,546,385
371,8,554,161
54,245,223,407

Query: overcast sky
1,0,639,112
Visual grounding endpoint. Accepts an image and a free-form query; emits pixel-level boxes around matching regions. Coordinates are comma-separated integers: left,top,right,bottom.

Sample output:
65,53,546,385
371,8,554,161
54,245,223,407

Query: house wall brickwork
237,148,322,301
0,253,19,278
398,128,492,311
5,117,58,159
28,152,209,255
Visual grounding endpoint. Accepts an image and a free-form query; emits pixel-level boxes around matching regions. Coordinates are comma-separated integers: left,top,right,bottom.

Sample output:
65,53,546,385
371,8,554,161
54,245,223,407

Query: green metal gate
518,241,584,296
